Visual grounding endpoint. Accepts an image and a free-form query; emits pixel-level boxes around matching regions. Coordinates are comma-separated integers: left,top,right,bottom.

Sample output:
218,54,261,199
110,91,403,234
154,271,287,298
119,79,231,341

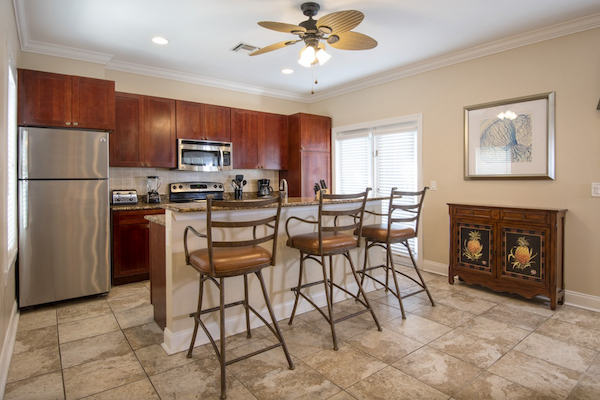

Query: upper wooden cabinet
176,101,231,142
18,69,115,131
110,92,176,168
290,113,331,153
231,109,289,170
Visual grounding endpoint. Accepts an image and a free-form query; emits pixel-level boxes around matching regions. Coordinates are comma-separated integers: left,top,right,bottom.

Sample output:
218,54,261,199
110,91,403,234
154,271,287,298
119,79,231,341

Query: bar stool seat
287,231,358,254
360,224,415,241
189,246,272,277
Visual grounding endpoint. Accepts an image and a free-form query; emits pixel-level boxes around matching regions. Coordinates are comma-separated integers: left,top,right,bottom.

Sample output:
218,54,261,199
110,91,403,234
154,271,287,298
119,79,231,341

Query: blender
146,176,161,203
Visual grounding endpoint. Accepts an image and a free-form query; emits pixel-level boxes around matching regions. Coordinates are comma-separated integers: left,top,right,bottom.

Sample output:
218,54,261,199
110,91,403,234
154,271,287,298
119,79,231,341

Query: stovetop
169,181,225,203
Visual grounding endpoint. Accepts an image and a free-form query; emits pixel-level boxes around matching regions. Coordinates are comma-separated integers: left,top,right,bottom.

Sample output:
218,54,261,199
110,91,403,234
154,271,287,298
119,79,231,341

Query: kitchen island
158,196,387,354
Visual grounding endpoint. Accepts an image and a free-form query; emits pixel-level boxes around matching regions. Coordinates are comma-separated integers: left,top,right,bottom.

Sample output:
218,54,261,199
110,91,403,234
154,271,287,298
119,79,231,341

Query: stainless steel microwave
177,139,233,172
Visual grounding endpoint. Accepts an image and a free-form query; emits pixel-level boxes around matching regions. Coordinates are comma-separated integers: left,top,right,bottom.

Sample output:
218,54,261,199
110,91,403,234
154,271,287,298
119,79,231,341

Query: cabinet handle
65,121,71,126
73,122,79,126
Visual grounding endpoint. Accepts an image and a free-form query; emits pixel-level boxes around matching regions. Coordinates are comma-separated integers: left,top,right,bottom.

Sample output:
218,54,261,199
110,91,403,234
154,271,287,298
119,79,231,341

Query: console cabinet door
258,112,288,170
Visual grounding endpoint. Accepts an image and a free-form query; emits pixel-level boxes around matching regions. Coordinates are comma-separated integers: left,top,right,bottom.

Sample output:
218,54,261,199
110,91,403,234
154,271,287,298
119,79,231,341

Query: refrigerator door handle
22,180,29,229
20,128,29,179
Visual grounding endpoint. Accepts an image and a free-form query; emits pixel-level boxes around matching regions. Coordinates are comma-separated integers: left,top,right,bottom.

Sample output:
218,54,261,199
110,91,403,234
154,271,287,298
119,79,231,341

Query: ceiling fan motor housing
301,2,321,17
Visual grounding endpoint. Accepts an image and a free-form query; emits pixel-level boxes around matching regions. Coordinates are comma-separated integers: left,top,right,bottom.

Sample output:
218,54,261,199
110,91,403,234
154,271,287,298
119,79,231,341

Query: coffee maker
257,179,273,197
146,176,161,203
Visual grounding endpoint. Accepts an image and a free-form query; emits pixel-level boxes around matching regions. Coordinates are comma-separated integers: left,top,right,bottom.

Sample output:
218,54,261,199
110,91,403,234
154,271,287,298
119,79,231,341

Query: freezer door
19,127,109,180
18,179,110,307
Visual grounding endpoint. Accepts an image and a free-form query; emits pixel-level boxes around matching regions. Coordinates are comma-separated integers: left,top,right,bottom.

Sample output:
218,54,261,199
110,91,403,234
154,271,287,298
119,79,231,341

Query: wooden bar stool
184,194,294,400
358,187,434,319
285,188,381,351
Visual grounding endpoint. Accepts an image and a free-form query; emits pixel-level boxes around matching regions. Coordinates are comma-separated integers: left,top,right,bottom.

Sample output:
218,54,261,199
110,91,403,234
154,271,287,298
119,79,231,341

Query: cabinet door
112,222,150,283
204,104,231,142
453,221,495,276
300,151,330,197
110,93,144,167
71,76,115,131
18,69,71,127
499,224,550,288
144,96,176,168
258,112,288,169
299,113,331,152
231,108,258,169
176,100,203,140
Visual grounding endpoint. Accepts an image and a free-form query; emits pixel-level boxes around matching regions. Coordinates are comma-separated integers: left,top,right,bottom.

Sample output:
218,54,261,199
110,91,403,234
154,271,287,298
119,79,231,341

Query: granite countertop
145,214,166,226
161,195,389,213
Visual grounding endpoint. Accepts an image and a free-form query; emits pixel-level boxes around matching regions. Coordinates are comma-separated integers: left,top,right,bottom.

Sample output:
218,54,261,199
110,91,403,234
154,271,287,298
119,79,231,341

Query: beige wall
0,0,21,384
310,28,600,300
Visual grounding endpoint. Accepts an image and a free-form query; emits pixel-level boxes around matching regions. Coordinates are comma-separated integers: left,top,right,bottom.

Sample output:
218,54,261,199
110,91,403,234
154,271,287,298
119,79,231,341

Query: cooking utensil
320,180,327,189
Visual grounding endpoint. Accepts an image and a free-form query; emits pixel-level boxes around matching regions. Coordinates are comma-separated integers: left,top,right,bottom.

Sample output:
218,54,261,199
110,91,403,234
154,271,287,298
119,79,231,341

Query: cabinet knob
470,211,474,214
522,214,526,218
65,121,71,126
73,122,79,126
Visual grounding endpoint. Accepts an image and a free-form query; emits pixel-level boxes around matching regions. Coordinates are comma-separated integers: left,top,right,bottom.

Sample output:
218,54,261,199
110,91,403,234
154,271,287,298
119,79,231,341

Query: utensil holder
234,188,243,200
315,189,329,200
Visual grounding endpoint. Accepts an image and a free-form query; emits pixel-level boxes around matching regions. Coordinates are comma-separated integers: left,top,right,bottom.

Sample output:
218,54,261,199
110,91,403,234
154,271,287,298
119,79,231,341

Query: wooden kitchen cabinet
281,113,332,197
18,69,115,131
110,92,176,168
111,209,165,286
448,203,566,309
231,108,259,169
149,219,166,329
176,100,231,142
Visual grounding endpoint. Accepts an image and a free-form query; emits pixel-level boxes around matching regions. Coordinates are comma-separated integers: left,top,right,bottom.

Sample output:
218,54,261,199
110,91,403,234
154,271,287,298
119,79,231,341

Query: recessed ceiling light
152,37,169,45
281,68,294,74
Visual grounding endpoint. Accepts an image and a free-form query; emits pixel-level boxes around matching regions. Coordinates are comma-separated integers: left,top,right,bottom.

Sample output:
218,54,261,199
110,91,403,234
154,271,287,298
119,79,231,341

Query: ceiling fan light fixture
298,45,316,67
316,48,331,65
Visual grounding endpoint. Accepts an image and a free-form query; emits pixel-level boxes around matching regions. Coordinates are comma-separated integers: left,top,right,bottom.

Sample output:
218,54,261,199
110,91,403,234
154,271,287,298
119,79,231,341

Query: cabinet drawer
453,207,494,219
113,209,164,225
500,210,549,224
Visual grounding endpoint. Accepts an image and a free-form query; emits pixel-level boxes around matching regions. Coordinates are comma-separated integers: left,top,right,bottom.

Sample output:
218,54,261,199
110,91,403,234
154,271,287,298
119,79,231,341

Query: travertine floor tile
107,282,148,299
18,307,57,332
383,313,452,344
113,303,155,329
568,354,600,400
56,297,111,324
58,313,120,344
535,318,600,351
481,304,549,331
346,327,422,364
502,295,555,318
454,371,554,400
123,321,164,350
4,371,64,400
514,332,597,373
245,360,340,400
62,352,146,400
346,366,448,400
553,305,600,331
226,338,295,384
83,378,160,400
457,316,530,347
411,302,476,328
488,350,581,399
60,330,132,369
136,343,210,376
302,343,387,389
13,325,58,355
430,329,509,369
107,292,150,313
392,346,482,396
270,322,336,359
327,391,357,400
7,345,61,383
437,291,496,314
373,292,430,312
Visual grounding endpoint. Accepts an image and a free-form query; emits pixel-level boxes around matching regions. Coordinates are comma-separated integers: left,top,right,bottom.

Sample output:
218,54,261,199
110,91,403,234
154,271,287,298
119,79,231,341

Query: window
5,43,17,279
334,115,422,265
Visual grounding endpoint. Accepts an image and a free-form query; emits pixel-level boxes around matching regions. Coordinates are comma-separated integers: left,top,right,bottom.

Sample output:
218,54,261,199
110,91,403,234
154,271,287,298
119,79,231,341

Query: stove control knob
179,185,183,189
219,184,223,189
172,185,177,190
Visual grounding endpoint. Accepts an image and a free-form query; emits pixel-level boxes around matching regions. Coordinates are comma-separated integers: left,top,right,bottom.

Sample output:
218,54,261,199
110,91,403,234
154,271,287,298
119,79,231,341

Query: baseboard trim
0,300,19,399
162,276,382,355
422,260,448,276
564,290,600,312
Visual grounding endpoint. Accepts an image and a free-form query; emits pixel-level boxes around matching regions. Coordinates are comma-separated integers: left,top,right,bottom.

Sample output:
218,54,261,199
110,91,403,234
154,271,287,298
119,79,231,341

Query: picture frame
464,92,555,180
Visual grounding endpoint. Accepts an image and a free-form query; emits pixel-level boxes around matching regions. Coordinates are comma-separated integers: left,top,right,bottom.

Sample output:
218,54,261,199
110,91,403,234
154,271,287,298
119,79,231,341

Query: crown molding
13,0,600,104
105,60,311,103
309,12,600,102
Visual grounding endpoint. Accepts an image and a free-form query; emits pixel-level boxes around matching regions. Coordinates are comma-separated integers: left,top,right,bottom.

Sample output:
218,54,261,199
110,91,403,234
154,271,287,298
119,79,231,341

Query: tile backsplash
109,167,280,196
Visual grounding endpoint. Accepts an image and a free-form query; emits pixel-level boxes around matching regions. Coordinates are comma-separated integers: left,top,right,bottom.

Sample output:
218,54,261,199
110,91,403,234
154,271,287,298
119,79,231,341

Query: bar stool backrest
387,187,428,237
318,188,371,249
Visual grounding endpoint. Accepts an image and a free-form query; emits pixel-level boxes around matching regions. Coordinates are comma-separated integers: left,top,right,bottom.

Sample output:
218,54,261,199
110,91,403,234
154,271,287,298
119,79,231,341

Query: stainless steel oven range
169,181,225,203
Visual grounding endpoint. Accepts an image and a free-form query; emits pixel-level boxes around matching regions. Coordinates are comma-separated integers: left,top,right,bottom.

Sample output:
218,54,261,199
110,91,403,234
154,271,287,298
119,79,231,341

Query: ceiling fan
250,2,377,68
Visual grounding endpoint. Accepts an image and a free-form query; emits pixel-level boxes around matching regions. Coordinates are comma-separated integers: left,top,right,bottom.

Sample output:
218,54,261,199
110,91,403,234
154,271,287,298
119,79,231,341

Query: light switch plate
592,183,600,197
430,181,437,191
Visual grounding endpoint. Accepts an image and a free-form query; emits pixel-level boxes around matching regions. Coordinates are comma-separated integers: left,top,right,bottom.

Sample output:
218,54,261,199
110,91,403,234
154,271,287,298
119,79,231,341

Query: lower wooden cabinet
149,219,166,329
111,209,164,286
448,203,567,309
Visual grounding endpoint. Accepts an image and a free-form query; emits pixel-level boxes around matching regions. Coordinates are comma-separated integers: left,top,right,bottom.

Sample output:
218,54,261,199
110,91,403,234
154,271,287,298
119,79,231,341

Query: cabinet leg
448,273,455,284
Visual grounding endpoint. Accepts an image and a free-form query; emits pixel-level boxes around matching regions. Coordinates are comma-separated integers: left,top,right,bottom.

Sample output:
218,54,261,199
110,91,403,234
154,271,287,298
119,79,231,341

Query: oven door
178,140,232,171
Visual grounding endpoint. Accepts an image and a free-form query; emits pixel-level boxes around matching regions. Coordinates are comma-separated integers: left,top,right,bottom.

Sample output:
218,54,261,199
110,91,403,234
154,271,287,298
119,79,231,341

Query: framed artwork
464,92,555,180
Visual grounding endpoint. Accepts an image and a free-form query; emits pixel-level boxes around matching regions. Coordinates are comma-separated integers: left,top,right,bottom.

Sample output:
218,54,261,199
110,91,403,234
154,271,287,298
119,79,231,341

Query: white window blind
337,133,371,194
6,56,18,272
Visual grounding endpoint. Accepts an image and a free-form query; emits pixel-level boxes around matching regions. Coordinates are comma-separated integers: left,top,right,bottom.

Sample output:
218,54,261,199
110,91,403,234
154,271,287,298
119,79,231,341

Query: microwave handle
219,149,224,171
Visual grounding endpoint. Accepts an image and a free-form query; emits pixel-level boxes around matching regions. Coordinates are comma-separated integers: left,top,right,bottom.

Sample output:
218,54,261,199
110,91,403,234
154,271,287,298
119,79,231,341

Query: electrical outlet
592,183,600,197
430,181,437,191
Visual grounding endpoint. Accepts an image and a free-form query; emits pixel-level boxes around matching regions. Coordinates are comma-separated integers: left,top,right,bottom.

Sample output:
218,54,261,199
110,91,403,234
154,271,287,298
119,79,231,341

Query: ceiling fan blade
249,40,298,56
258,21,306,34
328,31,377,51
317,10,364,34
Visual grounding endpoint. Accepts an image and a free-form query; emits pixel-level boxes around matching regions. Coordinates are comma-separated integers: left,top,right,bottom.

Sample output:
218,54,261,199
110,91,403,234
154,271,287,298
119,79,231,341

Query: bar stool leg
388,245,406,319
288,253,305,325
346,251,382,331
255,270,295,370
359,240,370,288
322,255,339,351
219,278,227,400
187,276,205,358
243,274,252,338
406,242,436,306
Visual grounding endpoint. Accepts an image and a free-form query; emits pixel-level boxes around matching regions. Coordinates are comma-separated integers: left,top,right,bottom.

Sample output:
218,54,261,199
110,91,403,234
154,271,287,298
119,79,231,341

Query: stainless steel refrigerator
18,127,110,307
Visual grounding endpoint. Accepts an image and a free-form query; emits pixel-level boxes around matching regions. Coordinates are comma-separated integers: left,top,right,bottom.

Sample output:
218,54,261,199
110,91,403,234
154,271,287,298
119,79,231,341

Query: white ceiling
13,0,600,103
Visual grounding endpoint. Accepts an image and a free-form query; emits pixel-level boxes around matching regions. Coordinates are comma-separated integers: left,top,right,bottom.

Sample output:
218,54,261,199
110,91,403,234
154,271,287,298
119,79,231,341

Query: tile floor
5,268,600,399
